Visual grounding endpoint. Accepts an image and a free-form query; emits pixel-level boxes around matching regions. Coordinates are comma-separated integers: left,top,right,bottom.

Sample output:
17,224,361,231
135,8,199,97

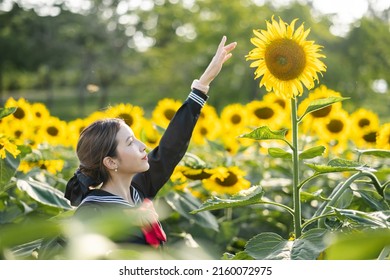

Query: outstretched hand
198,36,237,89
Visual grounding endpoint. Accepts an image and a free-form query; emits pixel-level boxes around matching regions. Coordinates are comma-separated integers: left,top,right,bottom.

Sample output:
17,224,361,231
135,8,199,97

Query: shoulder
74,189,116,218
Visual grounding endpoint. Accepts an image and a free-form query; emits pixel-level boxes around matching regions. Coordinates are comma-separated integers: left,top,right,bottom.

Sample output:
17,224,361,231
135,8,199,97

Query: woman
64,36,237,248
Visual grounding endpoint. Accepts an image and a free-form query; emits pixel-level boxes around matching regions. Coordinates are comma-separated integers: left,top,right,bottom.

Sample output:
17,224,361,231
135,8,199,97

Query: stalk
291,98,302,238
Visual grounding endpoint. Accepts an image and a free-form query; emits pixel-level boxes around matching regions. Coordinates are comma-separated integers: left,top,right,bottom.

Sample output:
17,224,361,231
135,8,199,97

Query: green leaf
305,158,369,173
245,229,329,260
0,107,17,120
16,179,72,210
300,190,327,202
299,145,326,159
222,251,254,260
332,208,390,228
165,191,219,231
291,229,330,260
325,228,390,260
268,147,292,159
190,185,264,214
238,126,288,141
301,97,349,119
0,152,20,192
0,218,62,250
355,189,390,211
245,232,291,260
357,149,390,158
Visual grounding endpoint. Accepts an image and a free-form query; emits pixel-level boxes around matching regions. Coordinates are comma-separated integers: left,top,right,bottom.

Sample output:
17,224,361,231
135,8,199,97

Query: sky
273,0,390,36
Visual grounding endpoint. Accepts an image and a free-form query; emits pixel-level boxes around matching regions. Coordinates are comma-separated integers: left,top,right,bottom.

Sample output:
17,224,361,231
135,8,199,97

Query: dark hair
65,118,124,206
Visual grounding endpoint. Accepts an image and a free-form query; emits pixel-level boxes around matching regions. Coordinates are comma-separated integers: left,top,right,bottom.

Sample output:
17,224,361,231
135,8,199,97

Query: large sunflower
246,16,326,99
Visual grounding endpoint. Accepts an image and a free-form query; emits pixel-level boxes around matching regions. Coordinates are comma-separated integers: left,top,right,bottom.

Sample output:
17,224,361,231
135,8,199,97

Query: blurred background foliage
1,0,390,260
0,0,389,121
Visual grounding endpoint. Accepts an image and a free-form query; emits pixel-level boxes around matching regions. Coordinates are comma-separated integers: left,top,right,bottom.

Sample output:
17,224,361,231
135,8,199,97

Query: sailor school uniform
74,89,208,248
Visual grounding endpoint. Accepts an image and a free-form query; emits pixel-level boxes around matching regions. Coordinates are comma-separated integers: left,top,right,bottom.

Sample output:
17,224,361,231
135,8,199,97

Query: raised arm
132,36,237,199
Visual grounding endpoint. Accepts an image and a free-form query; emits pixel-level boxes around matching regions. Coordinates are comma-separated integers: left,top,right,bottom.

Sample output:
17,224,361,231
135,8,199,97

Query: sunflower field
1,16,390,260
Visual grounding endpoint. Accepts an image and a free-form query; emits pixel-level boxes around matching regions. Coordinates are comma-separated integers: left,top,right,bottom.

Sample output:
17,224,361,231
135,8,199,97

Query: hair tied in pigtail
65,169,96,206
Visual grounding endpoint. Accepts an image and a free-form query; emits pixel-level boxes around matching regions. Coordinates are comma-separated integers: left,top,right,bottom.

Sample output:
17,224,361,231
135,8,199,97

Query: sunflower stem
291,98,302,238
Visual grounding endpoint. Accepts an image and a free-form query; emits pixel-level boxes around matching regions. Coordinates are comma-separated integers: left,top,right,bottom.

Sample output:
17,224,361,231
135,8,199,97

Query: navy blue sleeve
132,89,208,199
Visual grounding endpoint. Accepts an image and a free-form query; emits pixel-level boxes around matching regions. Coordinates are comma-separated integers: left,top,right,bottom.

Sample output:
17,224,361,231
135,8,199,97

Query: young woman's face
114,124,149,174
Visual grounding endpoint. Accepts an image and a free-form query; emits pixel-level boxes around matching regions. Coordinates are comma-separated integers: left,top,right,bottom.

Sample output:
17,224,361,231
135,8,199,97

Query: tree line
0,0,389,121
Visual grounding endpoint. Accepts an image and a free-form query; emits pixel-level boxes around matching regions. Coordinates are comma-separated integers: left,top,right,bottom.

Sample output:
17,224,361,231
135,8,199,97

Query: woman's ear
103,156,117,171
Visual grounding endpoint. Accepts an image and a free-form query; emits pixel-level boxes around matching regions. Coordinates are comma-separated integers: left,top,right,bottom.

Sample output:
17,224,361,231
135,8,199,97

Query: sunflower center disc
265,38,306,81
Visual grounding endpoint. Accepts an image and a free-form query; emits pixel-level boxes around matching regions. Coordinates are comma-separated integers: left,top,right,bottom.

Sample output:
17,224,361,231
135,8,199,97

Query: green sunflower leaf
238,126,288,141
190,185,264,214
324,228,390,260
305,158,370,173
0,107,17,120
0,151,20,192
165,191,219,231
356,149,390,158
299,145,326,159
268,147,292,159
300,97,349,120
331,208,390,228
16,178,72,210
245,228,329,260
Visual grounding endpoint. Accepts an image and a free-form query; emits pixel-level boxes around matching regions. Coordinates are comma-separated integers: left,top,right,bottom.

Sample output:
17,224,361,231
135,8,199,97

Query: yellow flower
67,118,89,149
199,104,219,123
30,102,51,122
35,116,69,146
174,165,213,181
350,108,380,131
350,108,380,148
18,159,65,174
246,16,326,99
220,103,249,130
246,100,286,129
377,123,390,150
192,117,222,145
298,85,343,135
353,129,378,149
318,109,351,142
105,103,145,137
202,166,251,196
314,109,351,156
151,98,182,128
220,128,242,154
4,97,33,122
0,118,34,146
138,118,162,149
0,135,20,159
